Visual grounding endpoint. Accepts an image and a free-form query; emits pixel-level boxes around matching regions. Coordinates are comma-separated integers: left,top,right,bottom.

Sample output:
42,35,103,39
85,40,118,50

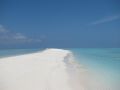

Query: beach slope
0,49,77,90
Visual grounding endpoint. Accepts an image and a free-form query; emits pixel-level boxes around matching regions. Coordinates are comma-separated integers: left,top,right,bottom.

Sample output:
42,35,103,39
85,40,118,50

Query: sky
0,0,120,48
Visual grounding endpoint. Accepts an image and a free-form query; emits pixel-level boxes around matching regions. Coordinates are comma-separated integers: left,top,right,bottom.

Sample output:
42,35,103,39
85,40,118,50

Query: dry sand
0,49,85,90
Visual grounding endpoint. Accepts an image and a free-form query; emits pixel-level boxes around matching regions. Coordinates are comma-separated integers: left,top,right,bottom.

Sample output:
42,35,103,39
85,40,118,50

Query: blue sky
0,0,120,48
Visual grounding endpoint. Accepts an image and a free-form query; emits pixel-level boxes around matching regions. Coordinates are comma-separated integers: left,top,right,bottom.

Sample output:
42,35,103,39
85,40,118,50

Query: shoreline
0,48,83,90
0,48,115,90
0,49,43,59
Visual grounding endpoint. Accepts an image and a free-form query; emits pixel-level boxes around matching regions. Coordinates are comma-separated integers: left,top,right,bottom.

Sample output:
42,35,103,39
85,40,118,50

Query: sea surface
70,48,120,90
0,48,120,90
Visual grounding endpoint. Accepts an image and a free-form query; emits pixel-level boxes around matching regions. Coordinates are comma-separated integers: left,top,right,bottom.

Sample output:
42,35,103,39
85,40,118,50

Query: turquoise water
71,48,120,90
0,48,120,89
71,48,120,72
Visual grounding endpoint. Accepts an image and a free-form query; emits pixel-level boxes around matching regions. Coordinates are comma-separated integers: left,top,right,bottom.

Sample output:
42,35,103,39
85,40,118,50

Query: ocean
71,48,120,90
0,48,120,90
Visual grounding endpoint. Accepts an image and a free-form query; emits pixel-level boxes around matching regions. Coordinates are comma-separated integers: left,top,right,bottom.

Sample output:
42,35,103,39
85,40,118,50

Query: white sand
0,49,82,90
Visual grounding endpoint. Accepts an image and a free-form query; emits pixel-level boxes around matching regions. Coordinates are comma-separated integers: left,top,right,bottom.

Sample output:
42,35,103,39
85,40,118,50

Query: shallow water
71,48,120,90
0,48,120,90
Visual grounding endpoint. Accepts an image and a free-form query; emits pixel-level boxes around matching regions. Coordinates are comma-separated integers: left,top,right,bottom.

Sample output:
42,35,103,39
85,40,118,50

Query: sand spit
0,49,87,90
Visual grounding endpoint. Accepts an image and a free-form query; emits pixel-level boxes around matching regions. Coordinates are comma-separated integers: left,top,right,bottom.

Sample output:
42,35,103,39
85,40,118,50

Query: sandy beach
0,49,85,90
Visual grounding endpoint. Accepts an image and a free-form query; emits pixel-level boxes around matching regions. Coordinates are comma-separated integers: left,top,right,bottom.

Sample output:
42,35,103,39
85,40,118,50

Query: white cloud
0,25,42,44
90,15,120,25
0,25,8,33
13,33,27,40
35,39,42,42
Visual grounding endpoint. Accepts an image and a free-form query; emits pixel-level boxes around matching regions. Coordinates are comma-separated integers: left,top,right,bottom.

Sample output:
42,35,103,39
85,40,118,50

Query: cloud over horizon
0,25,42,44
